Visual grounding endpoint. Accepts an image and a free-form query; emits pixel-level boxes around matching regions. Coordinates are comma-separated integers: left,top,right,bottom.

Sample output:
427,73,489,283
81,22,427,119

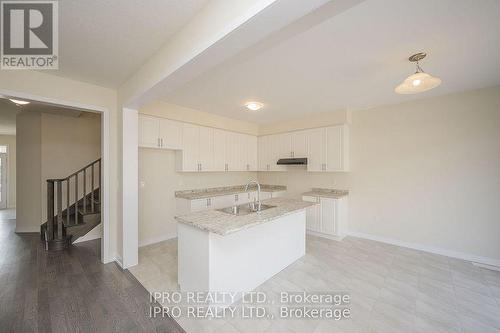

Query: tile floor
129,235,500,333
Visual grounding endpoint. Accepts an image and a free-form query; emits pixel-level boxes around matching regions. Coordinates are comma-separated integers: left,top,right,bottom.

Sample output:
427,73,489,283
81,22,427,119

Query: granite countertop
302,188,349,199
175,184,287,200
175,197,316,235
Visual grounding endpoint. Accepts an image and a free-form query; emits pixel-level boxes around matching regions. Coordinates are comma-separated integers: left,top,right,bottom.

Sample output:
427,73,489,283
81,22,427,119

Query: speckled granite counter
302,188,349,198
175,197,316,235
175,184,286,200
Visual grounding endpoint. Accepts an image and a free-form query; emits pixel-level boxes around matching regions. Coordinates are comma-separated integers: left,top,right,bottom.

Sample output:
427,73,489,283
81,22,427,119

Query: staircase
41,158,101,251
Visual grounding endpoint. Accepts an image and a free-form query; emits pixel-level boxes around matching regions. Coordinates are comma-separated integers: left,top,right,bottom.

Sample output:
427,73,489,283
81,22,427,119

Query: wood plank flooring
0,212,185,333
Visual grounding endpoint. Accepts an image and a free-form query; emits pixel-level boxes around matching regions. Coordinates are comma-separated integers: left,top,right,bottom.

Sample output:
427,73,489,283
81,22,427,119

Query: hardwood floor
0,212,185,333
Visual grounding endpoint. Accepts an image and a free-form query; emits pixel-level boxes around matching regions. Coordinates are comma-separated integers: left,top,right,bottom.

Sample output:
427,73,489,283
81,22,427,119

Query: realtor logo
1,0,58,69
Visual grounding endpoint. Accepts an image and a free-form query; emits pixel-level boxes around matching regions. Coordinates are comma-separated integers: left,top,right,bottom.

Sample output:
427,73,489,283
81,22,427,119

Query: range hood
276,158,307,165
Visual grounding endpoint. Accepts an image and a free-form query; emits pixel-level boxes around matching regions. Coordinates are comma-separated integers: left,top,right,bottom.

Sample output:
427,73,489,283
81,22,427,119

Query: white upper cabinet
198,126,214,172
139,115,161,148
139,114,183,150
139,114,348,173
245,134,258,171
213,129,227,172
159,118,182,150
307,125,349,172
225,131,240,172
276,133,292,159
177,123,200,172
307,128,327,172
258,136,270,171
291,130,309,158
269,134,286,171
325,125,349,172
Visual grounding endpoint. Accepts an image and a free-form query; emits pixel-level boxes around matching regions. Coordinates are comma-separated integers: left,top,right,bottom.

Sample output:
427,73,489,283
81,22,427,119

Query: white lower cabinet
302,195,347,240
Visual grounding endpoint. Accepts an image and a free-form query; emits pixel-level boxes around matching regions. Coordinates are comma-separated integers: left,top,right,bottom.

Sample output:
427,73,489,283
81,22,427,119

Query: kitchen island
175,197,317,305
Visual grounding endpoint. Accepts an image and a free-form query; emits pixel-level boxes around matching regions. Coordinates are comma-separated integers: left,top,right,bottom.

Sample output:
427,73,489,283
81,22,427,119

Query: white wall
16,111,42,232
259,86,500,263
0,135,16,208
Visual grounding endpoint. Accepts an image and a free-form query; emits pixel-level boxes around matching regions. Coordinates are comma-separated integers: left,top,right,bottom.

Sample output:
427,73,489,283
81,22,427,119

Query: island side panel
208,210,306,293
178,223,210,291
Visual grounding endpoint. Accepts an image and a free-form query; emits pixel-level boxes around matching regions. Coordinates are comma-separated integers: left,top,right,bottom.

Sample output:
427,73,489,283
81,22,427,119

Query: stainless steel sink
218,203,276,216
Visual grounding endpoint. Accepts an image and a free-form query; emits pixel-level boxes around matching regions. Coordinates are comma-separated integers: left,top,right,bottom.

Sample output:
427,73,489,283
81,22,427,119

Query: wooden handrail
46,158,101,182
45,158,101,243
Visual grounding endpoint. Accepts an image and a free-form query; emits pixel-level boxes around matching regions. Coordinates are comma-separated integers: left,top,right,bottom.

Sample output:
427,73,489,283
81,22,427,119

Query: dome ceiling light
395,53,441,94
245,101,263,111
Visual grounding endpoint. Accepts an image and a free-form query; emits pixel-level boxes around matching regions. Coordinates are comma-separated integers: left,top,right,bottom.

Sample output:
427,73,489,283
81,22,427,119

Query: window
0,146,6,153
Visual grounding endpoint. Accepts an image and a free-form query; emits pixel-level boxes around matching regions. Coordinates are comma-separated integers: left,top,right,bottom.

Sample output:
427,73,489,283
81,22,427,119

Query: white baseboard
115,254,123,269
347,230,500,268
307,230,345,241
139,232,177,247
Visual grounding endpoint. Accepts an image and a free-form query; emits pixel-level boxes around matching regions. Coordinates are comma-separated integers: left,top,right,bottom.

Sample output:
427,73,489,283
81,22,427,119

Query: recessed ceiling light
245,101,263,111
395,53,441,94
9,98,30,106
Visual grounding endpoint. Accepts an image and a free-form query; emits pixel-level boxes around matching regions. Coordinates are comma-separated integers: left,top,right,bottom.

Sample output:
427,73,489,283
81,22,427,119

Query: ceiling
0,98,94,134
52,0,209,88
161,0,500,124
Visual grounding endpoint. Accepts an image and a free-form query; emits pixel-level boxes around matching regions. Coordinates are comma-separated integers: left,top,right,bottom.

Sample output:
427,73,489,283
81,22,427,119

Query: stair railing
45,158,101,242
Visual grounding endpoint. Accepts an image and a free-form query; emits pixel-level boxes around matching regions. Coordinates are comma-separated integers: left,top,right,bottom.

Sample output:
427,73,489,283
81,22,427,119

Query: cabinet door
325,126,343,172
181,123,199,172
190,199,208,212
258,136,269,171
236,134,248,171
246,135,258,171
276,133,292,159
291,130,309,158
225,131,239,171
268,134,286,171
159,118,182,150
213,129,226,172
307,128,326,172
139,115,160,148
198,126,214,172
302,196,320,231
320,197,336,235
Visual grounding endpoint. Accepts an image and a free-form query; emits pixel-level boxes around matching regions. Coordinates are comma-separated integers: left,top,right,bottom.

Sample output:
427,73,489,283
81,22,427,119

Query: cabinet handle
235,194,238,202
161,138,164,147
157,138,160,147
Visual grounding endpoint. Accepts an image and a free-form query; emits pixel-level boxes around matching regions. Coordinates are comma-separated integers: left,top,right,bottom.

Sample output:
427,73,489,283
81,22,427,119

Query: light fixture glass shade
395,72,441,94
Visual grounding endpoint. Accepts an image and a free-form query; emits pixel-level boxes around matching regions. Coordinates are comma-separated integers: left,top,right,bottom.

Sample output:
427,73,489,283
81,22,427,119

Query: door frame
0,88,112,264
0,152,7,209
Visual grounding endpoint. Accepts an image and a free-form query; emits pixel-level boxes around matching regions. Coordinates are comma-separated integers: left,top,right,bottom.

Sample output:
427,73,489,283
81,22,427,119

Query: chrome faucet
245,180,261,211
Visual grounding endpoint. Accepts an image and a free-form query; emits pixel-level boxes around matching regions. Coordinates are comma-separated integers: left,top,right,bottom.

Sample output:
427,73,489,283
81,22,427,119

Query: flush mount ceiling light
9,98,30,106
395,53,441,94
245,101,263,111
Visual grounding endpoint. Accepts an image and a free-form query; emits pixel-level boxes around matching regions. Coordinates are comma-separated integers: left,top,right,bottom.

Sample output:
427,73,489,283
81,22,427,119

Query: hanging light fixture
395,53,441,94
